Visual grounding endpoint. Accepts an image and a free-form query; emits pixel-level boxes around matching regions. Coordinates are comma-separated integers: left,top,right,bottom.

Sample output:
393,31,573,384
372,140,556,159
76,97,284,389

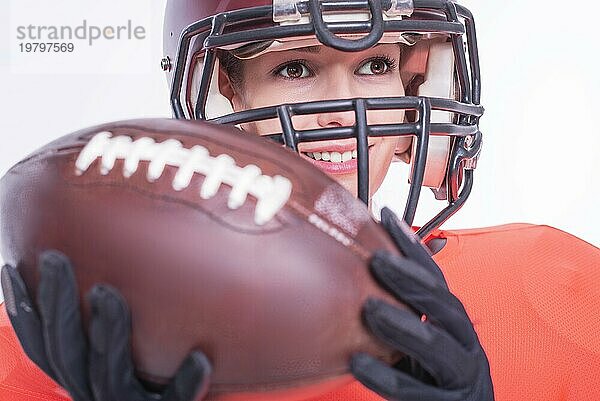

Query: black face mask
166,0,483,239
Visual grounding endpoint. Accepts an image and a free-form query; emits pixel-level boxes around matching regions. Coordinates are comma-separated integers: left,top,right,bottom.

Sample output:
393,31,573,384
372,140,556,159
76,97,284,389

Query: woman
161,1,600,400
0,1,597,401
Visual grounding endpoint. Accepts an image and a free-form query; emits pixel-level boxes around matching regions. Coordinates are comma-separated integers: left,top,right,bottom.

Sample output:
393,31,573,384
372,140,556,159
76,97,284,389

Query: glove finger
88,284,150,401
1,264,58,381
371,251,476,347
162,351,212,401
363,298,477,389
380,207,447,288
351,352,465,401
370,250,442,303
37,250,92,401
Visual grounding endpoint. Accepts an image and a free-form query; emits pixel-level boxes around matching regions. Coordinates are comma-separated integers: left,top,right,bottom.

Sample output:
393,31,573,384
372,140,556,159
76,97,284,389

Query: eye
277,62,311,79
356,57,396,76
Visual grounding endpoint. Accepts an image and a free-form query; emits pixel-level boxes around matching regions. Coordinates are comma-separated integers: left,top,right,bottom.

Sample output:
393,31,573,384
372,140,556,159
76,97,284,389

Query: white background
0,0,598,300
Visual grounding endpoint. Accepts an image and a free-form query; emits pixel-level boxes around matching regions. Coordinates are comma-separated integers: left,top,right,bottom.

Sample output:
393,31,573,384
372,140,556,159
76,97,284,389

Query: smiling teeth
303,151,358,162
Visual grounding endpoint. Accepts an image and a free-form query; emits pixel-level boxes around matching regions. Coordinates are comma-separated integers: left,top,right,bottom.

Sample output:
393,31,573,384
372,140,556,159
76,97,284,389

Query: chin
330,174,357,196
332,175,383,202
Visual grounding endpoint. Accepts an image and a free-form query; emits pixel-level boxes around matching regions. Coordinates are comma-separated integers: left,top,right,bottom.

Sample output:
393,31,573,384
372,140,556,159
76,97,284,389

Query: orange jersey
1,223,599,401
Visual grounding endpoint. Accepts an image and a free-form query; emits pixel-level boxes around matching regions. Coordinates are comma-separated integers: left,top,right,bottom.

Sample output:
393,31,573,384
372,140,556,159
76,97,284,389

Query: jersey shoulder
437,222,598,269
435,223,600,339
0,304,70,401
433,223,600,401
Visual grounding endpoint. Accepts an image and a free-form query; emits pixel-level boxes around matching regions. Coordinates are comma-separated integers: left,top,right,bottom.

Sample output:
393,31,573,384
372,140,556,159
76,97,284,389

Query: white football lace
74,131,293,225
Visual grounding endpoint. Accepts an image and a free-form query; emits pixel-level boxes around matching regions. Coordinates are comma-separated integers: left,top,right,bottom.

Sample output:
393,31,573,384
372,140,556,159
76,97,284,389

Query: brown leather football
0,118,408,400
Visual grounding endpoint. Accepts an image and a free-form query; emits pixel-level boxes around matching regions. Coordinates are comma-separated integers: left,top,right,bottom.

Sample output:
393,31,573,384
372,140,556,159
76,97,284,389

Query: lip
302,156,358,174
300,145,373,175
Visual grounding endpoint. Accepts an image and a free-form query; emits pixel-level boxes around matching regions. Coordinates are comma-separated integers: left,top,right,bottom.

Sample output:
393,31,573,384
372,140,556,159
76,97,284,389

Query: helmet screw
161,56,172,72
465,134,474,148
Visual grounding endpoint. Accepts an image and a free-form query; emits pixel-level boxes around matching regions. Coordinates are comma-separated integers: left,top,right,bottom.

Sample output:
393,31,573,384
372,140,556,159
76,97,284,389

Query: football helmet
162,0,483,238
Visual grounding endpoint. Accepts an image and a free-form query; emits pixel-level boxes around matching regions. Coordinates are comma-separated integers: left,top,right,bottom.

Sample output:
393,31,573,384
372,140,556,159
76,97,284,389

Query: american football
0,118,408,400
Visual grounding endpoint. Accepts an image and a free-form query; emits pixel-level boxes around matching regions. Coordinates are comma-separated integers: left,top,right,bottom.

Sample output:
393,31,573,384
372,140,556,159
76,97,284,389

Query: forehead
247,43,401,63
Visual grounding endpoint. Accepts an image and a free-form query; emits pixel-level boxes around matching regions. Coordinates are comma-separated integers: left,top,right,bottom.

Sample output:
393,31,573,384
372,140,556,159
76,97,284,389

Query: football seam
69,131,372,259
81,126,311,194
74,131,293,226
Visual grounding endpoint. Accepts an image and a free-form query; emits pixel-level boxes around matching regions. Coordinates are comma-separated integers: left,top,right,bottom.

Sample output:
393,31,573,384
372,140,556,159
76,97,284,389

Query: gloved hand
1,250,211,401
351,207,494,401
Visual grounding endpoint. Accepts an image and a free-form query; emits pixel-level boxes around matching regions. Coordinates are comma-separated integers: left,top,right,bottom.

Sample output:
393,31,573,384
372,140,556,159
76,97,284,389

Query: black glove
350,207,494,401
1,250,211,401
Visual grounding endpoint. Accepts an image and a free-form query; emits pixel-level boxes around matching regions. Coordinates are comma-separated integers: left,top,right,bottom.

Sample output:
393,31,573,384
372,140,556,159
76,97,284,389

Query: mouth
302,150,358,162
299,146,373,175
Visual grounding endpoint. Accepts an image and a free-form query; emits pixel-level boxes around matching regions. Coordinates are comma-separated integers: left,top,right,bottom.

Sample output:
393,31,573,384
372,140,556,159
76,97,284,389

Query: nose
317,109,356,128
316,73,357,128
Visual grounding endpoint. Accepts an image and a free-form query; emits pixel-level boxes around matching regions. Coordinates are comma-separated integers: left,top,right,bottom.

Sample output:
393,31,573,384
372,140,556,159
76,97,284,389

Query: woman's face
222,44,410,199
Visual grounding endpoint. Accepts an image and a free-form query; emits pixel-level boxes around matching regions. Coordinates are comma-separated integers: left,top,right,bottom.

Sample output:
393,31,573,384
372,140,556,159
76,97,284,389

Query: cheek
370,137,398,187
241,119,284,136
366,108,412,157
236,85,284,136
238,80,304,136
366,109,405,125
242,110,333,135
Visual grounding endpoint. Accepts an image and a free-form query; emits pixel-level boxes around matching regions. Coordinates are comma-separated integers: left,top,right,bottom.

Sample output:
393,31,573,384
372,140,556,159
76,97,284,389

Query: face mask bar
211,96,483,238
168,0,482,238
309,0,385,51
417,130,482,236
